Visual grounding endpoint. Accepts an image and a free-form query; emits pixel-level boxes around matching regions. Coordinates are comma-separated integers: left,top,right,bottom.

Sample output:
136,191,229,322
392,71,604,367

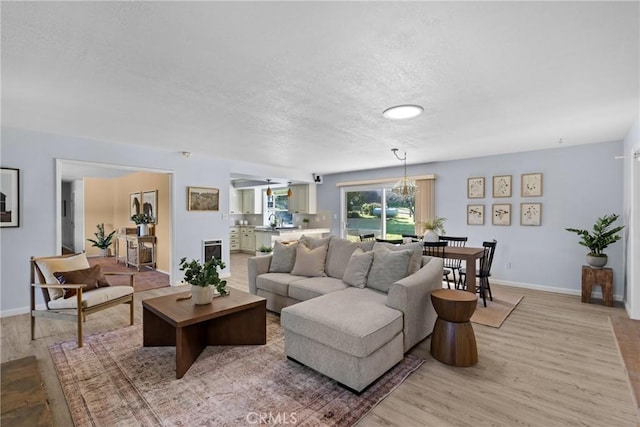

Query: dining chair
401,234,420,243
438,236,468,289
460,239,497,307
423,241,453,288
375,238,404,245
359,233,376,242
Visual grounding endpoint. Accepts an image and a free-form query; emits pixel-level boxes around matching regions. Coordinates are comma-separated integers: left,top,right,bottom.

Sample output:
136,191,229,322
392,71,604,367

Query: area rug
471,289,524,328
49,314,423,426
1,356,53,427
610,316,640,422
88,256,169,291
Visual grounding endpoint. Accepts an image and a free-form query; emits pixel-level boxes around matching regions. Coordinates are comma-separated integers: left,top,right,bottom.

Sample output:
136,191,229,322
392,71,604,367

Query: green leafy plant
422,217,447,235
302,218,310,223
131,213,153,225
565,214,624,256
179,257,228,295
87,223,116,249
258,245,273,253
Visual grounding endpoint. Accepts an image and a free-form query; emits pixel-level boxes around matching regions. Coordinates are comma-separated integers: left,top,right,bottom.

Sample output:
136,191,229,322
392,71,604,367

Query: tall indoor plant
87,223,116,257
422,217,446,242
179,257,228,304
131,213,153,236
565,213,624,268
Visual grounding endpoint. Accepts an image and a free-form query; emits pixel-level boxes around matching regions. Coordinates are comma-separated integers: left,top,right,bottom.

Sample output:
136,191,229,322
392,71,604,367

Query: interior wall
622,119,640,319
317,141,626,299
83,178,116,257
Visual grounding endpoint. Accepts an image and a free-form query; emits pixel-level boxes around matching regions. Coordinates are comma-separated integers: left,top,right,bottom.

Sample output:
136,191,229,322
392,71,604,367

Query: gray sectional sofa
248,235,443,392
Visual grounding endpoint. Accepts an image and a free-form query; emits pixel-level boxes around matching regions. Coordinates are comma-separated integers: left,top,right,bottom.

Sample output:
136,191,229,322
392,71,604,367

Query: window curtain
414,178,434,234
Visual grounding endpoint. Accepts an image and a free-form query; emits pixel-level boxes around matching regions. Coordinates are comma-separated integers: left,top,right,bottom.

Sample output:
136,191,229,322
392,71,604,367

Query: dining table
440,246,486,294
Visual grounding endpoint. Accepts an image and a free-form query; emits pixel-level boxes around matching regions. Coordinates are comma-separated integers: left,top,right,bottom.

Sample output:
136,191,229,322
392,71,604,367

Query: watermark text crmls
245,412,297,425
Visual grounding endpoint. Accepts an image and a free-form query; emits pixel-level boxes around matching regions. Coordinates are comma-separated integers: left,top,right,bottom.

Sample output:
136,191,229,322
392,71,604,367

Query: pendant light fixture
287,181,293,198
390,148,417,198
266,179,272,197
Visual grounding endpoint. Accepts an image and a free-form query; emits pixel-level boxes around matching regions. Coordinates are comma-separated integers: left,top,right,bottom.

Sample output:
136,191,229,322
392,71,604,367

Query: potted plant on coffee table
566,213,624,268
179,257,228,304
87,223,116,257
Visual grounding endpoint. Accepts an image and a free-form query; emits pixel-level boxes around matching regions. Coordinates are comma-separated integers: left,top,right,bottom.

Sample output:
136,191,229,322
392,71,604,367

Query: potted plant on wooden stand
131,213,153,237
422,217,447,242
179,257,228,305
87,223,116,257
566,213,624,268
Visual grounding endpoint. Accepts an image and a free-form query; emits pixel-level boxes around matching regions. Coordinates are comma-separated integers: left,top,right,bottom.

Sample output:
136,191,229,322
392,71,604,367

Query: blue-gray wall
317,141,625,298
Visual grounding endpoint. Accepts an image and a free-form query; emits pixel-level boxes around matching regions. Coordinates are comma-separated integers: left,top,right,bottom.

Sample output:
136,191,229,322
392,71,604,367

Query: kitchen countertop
254,227,330,235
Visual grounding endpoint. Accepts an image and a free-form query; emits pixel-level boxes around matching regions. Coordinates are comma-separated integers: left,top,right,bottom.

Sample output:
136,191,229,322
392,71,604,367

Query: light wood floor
1,253,637,426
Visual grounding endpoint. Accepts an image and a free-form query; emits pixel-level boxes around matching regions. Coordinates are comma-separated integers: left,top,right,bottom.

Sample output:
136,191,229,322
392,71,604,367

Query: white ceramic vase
423,229,439,242
191,285,214,305
137,224,149,237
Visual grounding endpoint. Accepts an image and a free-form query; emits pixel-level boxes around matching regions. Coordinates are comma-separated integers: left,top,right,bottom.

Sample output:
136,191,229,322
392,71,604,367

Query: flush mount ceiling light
383,104,424,120
265,179,272,197
390,148,417,198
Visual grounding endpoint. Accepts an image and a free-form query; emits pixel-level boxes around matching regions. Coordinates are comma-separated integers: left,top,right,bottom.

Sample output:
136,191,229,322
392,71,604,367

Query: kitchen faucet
268,213,277,227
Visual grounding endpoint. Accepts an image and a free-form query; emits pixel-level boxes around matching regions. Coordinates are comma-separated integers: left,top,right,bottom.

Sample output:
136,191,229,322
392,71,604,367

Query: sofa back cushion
342,248,374,288
269,241,299,273
325,237,375,279
373,241,423,274
299,235,331,250
291,243,328,277
366,248,413,293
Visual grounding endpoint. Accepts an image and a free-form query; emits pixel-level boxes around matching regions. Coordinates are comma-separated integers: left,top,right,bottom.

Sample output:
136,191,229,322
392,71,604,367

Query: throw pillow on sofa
325,237,375,279
299,235,331,250
367,248,413,293
291,243,328,277
269,241,299,273
373,241,423,274
342,247,374,288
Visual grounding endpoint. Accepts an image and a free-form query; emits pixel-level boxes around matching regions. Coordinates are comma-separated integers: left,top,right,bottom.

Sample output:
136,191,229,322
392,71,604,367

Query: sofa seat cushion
288,277,349,301
47,286,133,310
256,273,306,297
281,288,403,358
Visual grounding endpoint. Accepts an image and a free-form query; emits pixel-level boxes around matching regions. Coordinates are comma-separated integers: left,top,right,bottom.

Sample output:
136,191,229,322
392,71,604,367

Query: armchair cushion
54,265,110,299
47,285,133,310
35,253,90,300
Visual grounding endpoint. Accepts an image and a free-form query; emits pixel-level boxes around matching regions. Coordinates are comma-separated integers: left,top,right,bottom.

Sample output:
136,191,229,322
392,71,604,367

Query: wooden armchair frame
30,254,135,347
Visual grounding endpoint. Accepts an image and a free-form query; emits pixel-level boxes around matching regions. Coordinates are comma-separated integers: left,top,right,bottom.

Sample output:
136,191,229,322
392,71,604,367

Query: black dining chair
359,233,376,242
439,236,468,289
423,241,452,289
460,239,497,307
375,238,404,245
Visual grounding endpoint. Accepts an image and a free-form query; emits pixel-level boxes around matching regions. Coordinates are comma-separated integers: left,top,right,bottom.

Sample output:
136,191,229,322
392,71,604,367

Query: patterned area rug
88,256,169,291
50,314,423,426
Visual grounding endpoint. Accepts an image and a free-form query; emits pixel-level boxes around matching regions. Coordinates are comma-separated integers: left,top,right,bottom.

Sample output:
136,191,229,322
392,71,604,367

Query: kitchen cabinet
288,184,317,214
240,226,256,253
229,187,242,214
230,226,240,252
241,189,263,214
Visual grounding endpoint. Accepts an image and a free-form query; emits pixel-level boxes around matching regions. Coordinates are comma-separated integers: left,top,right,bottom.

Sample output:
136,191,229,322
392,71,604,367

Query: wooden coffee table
142,289,266,378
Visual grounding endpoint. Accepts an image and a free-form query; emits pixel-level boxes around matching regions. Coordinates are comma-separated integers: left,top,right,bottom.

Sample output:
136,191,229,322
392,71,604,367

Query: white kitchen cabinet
241,189,263,214
229,187,242,214
287,184,317,214
240,226,256,253
229,226,240,252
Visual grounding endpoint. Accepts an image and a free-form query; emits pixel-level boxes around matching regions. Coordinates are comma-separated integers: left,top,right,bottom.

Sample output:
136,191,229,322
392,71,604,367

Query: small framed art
467,177,485,199
492,175,512,198
467,204,485,225
492,203,511,226
130,192,142,219
188,187,219,211
521,203,542,226
521,173,543,197
0,168,20,227
142,190,158,224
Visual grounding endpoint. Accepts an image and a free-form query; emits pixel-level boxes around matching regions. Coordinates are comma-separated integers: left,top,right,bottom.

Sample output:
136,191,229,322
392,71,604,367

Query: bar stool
430,289,478,367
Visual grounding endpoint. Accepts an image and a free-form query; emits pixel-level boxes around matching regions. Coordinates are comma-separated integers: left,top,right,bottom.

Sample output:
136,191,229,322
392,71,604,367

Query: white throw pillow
291,244,328,277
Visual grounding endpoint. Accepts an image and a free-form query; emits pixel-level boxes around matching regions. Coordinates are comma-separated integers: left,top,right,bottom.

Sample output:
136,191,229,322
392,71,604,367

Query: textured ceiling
2,2,638,175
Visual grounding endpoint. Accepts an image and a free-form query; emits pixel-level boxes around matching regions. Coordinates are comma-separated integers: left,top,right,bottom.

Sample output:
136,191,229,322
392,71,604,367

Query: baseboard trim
493,279,624,302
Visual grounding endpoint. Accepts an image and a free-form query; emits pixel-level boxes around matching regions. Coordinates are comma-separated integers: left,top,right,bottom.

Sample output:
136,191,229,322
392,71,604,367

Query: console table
115,234,157,271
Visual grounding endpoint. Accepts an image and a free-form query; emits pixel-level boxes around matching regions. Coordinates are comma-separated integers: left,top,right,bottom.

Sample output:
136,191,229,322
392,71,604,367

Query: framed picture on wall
467,204,484,225
130,192,142,220
0,167,20,228
521,173,543,197
467,177,485,199
188,187,219,211
492,175,512,198
521,203,542,226
492,203,511,226
142,190,158,224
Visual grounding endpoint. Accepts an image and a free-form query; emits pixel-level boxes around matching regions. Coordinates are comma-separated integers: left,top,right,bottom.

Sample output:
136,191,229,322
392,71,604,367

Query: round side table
430,289,479,367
